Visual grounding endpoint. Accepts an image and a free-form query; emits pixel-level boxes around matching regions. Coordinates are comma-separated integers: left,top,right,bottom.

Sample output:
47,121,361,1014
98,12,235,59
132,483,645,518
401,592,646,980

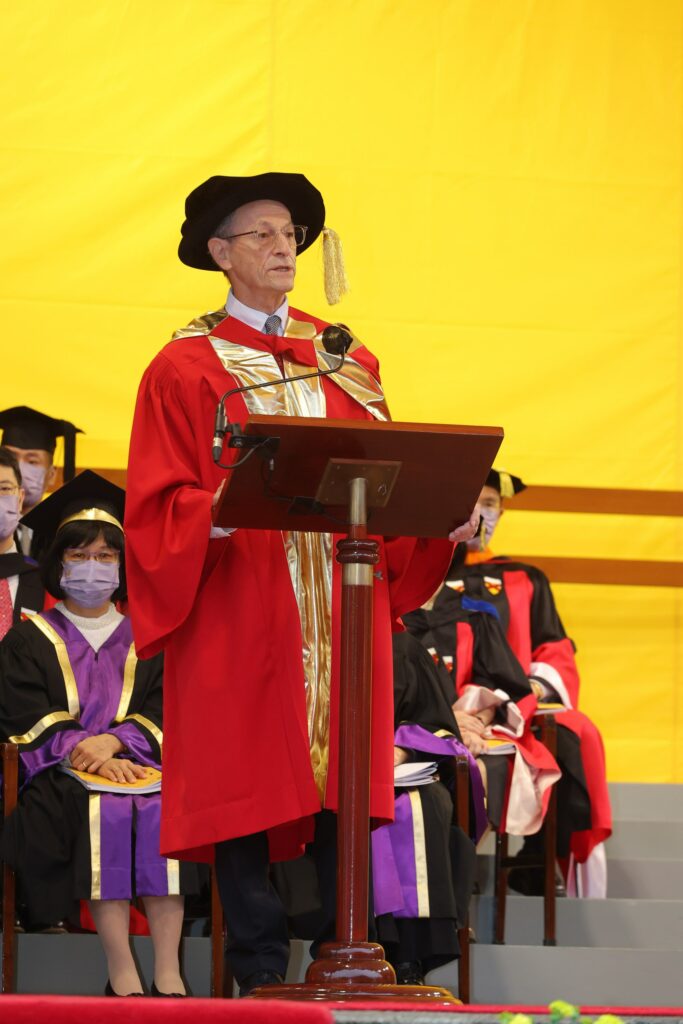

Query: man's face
5,446,56,510
0,464,24,508
477,484,502,514
208,200,297,306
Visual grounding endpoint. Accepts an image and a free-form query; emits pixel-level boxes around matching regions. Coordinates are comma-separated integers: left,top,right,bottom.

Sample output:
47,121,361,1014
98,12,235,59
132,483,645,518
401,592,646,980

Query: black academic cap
178,172,326,270
486,469,526,498
21,470,125,541
0,406,82,482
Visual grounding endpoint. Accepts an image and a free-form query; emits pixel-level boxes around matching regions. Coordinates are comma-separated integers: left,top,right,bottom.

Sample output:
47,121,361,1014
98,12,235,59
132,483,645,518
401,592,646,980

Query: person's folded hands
70,733,124,774
97,758,148,783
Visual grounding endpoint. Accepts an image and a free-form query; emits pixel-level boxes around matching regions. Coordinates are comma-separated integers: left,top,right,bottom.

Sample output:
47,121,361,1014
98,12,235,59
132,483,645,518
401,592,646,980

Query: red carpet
1,996,682,1022
0,995,334,1024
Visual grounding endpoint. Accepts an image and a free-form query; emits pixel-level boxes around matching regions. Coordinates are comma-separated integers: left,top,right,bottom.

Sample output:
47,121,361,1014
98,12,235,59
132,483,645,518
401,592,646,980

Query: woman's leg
142,894,186,995
88,899,143,995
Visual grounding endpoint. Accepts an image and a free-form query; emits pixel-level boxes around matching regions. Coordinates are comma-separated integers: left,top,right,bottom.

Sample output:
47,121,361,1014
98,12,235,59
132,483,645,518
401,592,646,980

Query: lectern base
248,982,459,1004
249,940,459,1004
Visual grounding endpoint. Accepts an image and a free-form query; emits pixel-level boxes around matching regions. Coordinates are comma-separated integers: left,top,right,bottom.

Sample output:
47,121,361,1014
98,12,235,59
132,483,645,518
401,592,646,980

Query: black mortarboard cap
179,172,326,271
486,469,526,498
21,470,125,542
0,406,82,482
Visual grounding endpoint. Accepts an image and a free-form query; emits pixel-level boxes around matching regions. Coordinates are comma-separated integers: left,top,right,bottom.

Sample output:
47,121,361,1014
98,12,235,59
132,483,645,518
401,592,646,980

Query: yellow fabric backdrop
1,1,681,781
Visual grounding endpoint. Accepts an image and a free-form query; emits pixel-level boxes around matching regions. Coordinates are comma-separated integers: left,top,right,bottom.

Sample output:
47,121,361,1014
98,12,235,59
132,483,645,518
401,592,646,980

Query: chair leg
457,916,470,1003
210,868,234,997
454,755,471,1001
493,831,508,944
541,718,558,946
1,744,19,994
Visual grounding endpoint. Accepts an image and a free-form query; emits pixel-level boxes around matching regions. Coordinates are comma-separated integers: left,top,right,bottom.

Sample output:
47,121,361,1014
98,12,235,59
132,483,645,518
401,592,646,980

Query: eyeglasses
221,225,308,250
0,484,19,496
63,549,120,564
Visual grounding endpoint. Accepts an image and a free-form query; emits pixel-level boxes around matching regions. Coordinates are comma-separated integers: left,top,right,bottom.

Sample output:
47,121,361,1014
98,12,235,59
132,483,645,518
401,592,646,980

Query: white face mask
0,493,21,541
467,505,500,551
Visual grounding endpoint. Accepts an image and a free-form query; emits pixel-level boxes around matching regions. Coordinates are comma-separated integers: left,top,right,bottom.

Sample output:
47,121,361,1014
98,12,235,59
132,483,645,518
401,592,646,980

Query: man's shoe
394,961,425,986
238,970,284,997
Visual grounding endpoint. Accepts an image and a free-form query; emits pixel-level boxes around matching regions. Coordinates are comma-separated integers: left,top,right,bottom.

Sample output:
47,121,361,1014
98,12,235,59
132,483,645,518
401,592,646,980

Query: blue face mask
60,559,119,609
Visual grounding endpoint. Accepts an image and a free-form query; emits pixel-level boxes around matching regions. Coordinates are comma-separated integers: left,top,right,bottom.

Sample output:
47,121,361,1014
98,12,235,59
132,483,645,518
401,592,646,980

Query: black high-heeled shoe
104,980,144,997
150,981,186,997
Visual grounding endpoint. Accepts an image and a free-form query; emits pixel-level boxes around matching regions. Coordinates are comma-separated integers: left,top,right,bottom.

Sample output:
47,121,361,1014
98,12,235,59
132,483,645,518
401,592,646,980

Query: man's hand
448,505,481,544
394,746,410,767
212,481,226,508
475,707,495,727
97,758,149,783
70,734,124,774
453,710,486,736
459,730,488,757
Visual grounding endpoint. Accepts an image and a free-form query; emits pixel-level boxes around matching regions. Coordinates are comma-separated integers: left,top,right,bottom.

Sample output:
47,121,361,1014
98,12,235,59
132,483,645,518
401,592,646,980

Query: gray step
608,782,683,823
607,858,683,899
472,895,683,949
605,819,683,860
13,933,315,997
477,853,683,899
13,933,683,1006
429,945,683,1006
14,934,213,996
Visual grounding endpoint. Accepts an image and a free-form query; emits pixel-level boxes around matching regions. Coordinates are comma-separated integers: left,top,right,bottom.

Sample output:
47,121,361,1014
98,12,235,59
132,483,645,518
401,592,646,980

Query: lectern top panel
214,416,503,537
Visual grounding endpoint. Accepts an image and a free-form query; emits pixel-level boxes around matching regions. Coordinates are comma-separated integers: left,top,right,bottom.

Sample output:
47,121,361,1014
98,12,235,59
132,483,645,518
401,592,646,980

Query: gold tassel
498,470,515,499
322,226,349,305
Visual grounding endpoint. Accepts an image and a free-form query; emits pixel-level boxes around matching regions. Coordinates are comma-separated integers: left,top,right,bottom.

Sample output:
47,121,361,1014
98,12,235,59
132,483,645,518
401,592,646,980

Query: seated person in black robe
371,631,485,985
0,446,44,640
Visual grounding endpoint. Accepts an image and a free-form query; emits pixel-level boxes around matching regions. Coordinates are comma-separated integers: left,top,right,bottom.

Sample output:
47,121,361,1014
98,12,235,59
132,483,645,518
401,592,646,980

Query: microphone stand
212,326,352,469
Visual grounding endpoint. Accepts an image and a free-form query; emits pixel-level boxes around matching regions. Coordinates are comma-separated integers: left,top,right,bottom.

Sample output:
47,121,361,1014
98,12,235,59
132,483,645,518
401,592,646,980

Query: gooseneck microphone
212,324,352,465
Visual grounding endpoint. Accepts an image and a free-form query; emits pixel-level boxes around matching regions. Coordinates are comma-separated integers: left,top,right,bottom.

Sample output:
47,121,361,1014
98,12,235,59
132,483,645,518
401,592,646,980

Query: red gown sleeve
124,353,215,658
384,536,454,622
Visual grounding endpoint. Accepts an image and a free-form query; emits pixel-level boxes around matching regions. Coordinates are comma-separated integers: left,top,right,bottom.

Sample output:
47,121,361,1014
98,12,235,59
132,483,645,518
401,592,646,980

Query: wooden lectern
214,415,503,1003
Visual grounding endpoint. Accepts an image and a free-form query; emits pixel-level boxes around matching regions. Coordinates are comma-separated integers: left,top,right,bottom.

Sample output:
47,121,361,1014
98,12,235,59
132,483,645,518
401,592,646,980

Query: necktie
0,576,13,640
263,314,282,335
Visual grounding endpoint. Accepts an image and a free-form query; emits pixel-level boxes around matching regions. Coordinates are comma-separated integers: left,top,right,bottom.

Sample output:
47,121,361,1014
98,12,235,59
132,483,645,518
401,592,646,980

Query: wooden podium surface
214,415,503,535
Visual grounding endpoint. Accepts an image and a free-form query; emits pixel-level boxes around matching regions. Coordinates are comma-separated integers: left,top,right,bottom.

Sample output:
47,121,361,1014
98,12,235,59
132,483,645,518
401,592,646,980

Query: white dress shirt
226,290,288,335
4,541,19,608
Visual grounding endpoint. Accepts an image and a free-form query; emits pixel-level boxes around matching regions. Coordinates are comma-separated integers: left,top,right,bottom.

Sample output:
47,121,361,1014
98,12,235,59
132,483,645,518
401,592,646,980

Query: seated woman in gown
0,471,196,996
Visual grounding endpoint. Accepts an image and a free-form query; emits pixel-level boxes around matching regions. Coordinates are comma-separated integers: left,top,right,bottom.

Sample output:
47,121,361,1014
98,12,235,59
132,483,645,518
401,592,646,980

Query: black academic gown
0,616,197,925
374,631,478,972
0,551,44,628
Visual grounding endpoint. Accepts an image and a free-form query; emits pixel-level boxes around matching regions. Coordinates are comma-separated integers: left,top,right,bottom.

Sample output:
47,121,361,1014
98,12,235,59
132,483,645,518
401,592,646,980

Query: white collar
226,290,289,335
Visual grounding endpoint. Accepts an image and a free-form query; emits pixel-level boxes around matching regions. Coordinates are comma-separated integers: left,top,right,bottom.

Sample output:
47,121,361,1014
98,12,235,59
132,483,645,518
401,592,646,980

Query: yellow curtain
1,1,681,781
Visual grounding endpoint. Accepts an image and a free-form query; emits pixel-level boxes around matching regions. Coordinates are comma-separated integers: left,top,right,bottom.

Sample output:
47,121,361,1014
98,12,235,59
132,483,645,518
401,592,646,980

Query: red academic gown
125,306,453,863
446,551,612,861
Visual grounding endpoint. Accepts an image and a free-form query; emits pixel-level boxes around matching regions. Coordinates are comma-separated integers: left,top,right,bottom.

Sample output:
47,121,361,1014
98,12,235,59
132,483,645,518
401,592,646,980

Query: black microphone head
321,324,352,356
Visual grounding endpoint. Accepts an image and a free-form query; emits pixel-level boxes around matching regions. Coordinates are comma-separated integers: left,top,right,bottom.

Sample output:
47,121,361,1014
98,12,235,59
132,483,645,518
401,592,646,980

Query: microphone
212,324,353,465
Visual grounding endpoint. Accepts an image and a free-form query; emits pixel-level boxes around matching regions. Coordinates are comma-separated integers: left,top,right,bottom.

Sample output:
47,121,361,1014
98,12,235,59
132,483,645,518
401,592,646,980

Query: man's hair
0,446,22,486
213,210,235,239
209,212,235,278
41,521,127,602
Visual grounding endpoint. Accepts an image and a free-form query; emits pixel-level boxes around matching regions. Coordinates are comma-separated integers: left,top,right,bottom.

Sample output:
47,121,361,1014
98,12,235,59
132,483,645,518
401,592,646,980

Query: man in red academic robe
124,173,477,992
